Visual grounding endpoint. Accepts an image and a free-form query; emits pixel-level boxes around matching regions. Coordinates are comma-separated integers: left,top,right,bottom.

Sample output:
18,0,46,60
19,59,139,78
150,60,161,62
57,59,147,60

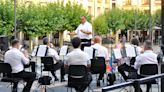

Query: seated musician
118,37,141,80
21,42,36,72
91,36,109,86
4,39,36,92
42,37,65,82
65,37,92,92
119,40,158,92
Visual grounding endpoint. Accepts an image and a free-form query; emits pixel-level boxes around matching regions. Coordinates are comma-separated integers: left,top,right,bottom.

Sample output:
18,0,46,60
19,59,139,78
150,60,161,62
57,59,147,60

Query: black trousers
98,72,104,80
50,61,65,80
118,63,137,80
12,71,36,92
24,62,36,72
118,63,152,92
74,73,92,92
80,39,91,50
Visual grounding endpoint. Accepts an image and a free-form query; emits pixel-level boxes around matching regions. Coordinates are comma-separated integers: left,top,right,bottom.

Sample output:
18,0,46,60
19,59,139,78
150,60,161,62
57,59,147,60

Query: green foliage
0,1,14,35
0,1,90,37
153,9,161,27
106,8,126,32
93,8,158,34
93,15,108,35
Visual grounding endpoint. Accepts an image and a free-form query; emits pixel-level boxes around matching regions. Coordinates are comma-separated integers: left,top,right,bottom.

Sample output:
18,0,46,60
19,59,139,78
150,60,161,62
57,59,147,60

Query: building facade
21,0,110,19
110,0,161,13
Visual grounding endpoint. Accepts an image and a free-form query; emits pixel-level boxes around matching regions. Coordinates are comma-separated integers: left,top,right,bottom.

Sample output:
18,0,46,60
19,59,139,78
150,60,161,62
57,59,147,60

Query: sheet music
125,45,136,57
113,48,122,59
59,45,68,56
31,46,38,57
36,45,48,57
84,47,94,59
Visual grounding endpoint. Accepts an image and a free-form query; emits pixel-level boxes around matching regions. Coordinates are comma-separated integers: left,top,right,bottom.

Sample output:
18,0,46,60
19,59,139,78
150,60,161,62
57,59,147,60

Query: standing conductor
69,16,93,50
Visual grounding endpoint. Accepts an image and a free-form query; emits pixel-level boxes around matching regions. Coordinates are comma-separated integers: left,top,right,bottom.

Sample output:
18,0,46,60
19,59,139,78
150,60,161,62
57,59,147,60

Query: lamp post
161,0,164,46
14,0,17,39
149,0,153,44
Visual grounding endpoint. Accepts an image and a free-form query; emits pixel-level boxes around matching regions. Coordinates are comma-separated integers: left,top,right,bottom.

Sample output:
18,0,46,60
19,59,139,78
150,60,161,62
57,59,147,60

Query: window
97,0,102,3
142,0,149,5
125,0,131,5
105,8,109,12
105,0,109,3
97,7,101,16
88,6,92,14
112,3,116,8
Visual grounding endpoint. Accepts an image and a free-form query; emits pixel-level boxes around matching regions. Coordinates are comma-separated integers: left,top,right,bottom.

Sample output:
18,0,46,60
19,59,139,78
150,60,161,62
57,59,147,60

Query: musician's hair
144,40,152,50
131,38,139,46
71,37,81,48
11,39,19,47
43,37,49,45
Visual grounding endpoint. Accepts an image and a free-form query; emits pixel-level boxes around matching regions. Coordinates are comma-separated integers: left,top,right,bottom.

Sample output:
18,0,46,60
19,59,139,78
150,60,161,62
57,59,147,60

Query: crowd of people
1,16,160,92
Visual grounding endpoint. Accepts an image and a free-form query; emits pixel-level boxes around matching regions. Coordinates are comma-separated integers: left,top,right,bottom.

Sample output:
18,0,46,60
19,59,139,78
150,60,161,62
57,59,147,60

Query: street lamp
149,0,153,44
14,0,17,39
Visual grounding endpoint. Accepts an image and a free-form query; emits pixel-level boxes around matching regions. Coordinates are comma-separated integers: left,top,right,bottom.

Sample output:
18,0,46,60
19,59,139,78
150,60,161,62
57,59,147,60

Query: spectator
91,36,110,86
65,37,92,92
122,35,126,45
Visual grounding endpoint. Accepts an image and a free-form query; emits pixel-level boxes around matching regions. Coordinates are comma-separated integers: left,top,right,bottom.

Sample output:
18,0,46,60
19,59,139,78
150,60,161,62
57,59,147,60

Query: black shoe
61,78,66,82
54,78,59,81
12,89,17,92
97,80,100,87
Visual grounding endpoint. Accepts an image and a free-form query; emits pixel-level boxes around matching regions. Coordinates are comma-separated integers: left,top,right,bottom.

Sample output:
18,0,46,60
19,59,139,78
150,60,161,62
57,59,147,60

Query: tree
153,9,161,27
93,14,108,35
0,1,14,36
106,8,126,32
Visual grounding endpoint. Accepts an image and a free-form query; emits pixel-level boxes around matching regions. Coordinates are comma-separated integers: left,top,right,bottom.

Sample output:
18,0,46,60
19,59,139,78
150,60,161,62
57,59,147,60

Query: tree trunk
116,29,120,43
47,32,52,42
29,37,33,52
33,36,38,46
17,31,24,43
59,31,64,47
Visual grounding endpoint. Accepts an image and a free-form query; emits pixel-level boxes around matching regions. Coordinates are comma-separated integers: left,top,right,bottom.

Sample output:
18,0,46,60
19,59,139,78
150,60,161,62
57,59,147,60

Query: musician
4,39,36,92
118,38,141,80
69,16,93,50
119,40,158,92
21,42,36,72
42,37,65,82
65,37,92,92
91,36,109,86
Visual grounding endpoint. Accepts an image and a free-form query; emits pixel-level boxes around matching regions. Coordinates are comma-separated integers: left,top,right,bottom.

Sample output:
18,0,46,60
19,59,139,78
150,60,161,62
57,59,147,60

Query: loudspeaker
0,36,9,51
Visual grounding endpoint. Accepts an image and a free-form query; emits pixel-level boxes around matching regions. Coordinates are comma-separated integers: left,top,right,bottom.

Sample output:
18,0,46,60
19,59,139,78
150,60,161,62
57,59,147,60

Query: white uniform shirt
91,43,109,61
47,47,60,64
4,48,29,73
65,49,90,66
134,50,158,70
75,21,92,39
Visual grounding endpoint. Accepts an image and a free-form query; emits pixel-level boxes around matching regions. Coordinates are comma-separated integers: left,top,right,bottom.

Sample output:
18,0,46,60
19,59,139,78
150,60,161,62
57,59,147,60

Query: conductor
69,16,93,50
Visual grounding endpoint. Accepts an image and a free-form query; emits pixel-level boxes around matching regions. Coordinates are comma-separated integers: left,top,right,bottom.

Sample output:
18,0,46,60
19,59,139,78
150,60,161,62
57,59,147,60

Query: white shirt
134,50,158,70
47,47,60,64
75,21,92,39
65,48,91,66
91,43,109,61
4,48,29,73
